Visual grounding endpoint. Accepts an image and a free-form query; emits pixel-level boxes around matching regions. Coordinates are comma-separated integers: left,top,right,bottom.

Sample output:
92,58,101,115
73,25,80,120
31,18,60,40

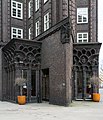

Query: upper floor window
11,0,23,19
11,27,23,39
44,13,49,31
77,33,88,43
28,0,32,18
44,0,48,3
35,0,39,11
77,8,88,24
35,21,40,37
29,27,32,39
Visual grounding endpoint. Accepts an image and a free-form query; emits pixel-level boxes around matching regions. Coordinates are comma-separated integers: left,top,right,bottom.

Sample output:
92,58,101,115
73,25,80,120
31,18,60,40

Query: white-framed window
44,0,48,3
35,0,39,11
77,8,88,24
11,27,23,39
35,21,40,37
44,13,49,31
77,33,88,43
28,0,32,18
29,27,32,39
11,0,23,19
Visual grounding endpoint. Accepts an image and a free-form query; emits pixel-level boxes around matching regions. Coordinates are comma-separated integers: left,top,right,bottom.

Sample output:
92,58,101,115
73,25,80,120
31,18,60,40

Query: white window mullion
77,8,88,24
29,0,32,18
35,0,39,11
35,21,39,37
11,27,23,39
77,33,88,43
44,13,49,31
11,0,23,19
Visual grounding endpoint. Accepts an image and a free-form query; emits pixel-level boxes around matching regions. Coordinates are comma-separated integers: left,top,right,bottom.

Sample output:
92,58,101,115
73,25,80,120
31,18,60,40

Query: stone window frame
11,0,23,19
11,27,23,39
44,12,49,31
35,0,39,11
77,32,88,43
35,21,40,37
77,8,88,24
28,0,32,18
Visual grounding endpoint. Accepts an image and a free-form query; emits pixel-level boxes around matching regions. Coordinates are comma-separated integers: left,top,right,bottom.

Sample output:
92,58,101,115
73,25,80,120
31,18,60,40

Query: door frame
42,69,49,101
21,69,41,103
74,69,92,100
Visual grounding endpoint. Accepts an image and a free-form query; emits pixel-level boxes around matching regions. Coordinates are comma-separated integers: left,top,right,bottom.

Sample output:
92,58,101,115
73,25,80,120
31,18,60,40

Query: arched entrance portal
73,43,101,100
2,39,42,103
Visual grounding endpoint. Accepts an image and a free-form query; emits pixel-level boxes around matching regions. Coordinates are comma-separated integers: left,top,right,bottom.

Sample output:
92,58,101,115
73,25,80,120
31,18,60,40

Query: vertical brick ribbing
7,0,11,41
89,0,97,42
69,0,76,41
62,0,68,19
23,0,27,39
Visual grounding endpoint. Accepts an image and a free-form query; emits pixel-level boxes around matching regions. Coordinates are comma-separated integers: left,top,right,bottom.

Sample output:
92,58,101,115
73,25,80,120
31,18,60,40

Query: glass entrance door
22,69,37,102
85,72,92,99
75,70,92,100
77,71,83,99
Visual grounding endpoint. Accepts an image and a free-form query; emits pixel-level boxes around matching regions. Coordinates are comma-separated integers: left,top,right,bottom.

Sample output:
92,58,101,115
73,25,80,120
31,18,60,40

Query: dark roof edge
2,38,42,50
34,17,69,41
73,42,102,46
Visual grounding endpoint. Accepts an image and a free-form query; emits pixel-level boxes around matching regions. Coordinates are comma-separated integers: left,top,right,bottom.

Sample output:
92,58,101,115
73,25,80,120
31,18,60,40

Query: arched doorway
73,44,101,100
2,39,42,103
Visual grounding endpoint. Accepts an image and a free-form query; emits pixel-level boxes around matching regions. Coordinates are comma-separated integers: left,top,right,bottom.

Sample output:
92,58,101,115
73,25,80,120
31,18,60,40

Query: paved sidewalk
0,89,103,120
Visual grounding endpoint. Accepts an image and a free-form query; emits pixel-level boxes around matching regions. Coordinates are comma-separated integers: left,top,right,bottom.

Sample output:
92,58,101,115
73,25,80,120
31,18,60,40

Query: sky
98,0,103,67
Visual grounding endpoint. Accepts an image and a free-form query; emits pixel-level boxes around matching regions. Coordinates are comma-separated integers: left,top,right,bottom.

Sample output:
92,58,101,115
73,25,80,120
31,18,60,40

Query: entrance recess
2,38,42,103
73,45,101,101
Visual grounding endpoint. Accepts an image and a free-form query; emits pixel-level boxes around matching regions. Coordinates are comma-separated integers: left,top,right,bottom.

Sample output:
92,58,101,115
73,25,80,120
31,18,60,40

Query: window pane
83,39,87,42
18,3,21,9
45,15,47,20
13,8,16,16
18,36,21,38
13,2,16,7
18,10,21,17
83,34,87,38
12,1,22,19
13,35,16,38
77,8,88,23
36,21,39,36
18,30,21,34
12,27,23,39
13,29,16,33
44,13,49,31
29,27,31,39
83,16,87,22
78,15,82,22
78,34,82,38
78,40,82,42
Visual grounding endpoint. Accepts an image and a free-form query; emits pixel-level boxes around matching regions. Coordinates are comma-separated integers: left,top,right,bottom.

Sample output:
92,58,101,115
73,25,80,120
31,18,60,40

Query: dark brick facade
0,0,101,106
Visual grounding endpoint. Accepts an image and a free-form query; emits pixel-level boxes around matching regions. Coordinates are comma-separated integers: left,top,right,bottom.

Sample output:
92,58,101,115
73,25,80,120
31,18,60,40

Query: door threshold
75,99,92,101
85,99,92,101
76,99,83,101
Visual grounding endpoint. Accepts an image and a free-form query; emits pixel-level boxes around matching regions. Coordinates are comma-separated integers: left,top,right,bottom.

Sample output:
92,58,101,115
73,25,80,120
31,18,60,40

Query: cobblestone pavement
0,88,103,120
